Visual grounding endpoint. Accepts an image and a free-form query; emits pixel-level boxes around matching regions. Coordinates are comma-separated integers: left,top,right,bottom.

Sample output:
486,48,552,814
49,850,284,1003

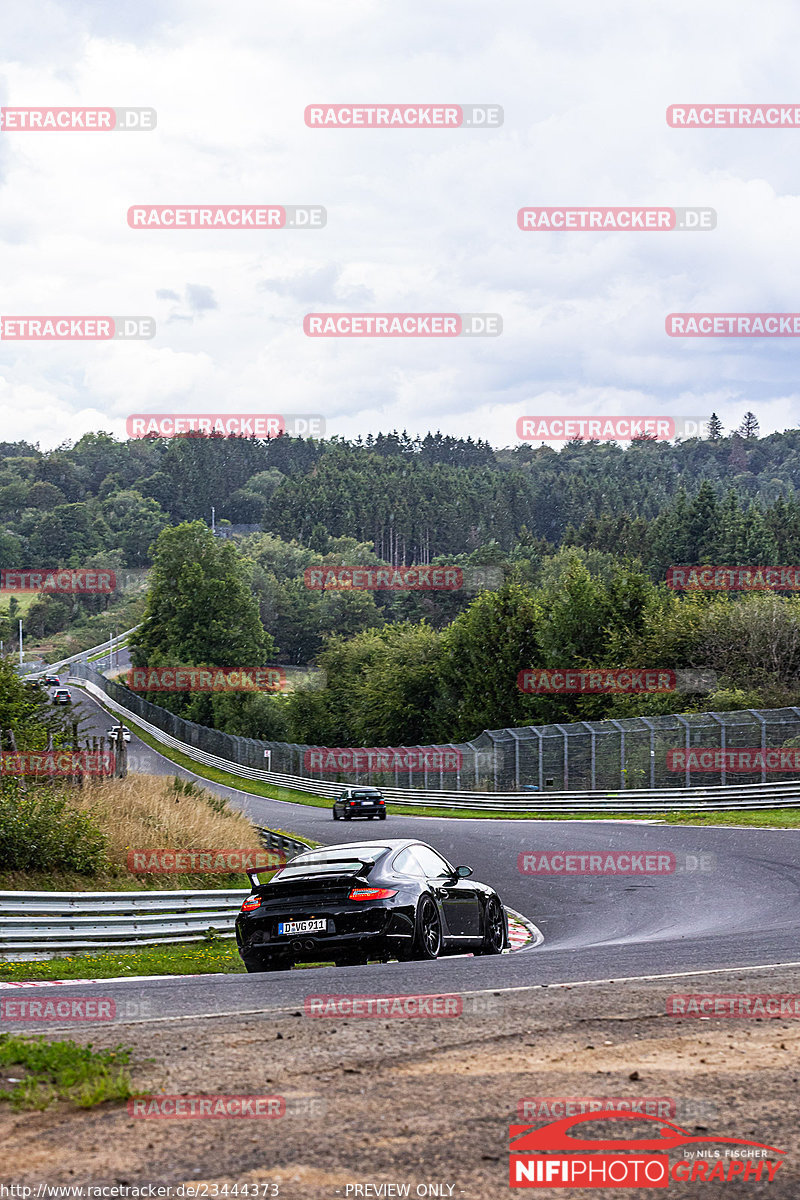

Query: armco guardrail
0,827,313,958
22,625,142,679
0,888,249,956
70,676,800,812
69,661,800,794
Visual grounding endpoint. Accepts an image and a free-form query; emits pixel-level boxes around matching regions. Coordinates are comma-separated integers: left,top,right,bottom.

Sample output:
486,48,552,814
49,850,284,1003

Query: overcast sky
1,0,799,451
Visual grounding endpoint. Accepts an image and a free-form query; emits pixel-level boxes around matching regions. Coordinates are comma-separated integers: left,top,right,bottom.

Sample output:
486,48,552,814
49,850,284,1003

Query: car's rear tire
241,952,293,973
379,813,387,820
475,897,505,956
398,895,442,961
332,809,339,820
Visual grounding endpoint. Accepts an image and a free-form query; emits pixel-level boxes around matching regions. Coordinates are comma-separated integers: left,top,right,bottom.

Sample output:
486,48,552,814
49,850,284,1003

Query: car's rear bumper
236,901,414,960
337,806,386,817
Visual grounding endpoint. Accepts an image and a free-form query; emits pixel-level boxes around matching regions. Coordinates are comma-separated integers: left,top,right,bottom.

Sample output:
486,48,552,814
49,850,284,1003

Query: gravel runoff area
0,965,798,1199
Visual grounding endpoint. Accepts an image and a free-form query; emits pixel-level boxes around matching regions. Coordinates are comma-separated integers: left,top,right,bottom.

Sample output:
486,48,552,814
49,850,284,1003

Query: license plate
361,801,375,805
278,918,327,936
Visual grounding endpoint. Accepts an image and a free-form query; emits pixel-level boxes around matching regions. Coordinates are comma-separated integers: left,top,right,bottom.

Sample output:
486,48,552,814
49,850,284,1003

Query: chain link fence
70,664,800,793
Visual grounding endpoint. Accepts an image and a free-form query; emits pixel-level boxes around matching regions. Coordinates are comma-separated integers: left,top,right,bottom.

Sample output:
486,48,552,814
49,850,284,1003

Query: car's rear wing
246,856,377,890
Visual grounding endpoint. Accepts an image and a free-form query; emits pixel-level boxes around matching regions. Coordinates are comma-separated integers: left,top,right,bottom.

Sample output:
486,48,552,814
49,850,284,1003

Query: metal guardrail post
749,710,767,785
640,717,656,788
607,719,626,790
555,724,569,790
709,713,726,786
674,715,691,789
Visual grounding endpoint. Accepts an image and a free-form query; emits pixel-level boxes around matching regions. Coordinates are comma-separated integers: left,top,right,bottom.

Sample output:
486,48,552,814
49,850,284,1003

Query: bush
0,782,109,875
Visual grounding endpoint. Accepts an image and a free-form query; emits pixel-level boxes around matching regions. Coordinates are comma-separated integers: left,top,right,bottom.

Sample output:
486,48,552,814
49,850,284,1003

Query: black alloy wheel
398,895,442,961
475,896,505,955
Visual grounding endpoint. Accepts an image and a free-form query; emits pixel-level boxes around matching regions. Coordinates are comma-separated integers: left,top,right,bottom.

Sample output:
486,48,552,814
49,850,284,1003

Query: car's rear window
274,859,370,878
294,845,390,862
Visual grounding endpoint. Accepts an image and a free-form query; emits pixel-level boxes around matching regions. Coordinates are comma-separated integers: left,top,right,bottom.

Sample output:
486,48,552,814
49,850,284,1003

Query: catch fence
69,664,800,793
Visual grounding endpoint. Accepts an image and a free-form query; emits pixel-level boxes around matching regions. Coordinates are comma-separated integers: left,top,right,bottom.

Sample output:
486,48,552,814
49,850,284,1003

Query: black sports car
235,838,508,971
331,786,386,820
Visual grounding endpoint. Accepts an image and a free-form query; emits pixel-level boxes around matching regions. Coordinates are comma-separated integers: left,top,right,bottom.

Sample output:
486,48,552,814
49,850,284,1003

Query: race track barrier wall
0,827,311,958
69,673,800,812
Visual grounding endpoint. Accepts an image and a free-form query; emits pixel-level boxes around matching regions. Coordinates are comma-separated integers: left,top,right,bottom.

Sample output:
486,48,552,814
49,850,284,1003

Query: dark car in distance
235,838,508,971
332,785,386,820
41,675,61,686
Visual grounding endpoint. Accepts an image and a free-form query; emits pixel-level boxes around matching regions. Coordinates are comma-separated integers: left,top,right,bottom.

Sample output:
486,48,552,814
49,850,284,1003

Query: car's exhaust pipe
304,939,315,949
292,940,303,951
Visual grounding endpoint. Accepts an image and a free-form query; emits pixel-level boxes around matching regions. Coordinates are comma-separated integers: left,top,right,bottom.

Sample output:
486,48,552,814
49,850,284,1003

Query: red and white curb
505,906,543,951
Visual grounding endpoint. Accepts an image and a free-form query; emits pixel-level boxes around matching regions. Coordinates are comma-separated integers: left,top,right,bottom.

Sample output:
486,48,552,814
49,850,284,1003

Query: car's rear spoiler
246,856,376,889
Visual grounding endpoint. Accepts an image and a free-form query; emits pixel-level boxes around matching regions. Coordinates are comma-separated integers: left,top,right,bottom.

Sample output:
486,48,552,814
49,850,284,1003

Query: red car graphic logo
510,1111,785,1155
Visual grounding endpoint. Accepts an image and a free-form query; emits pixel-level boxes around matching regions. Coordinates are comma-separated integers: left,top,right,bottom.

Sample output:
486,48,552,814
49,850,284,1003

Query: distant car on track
41,675,61,686
52,688,72,705
235,837,508,972
332,785,386,820
107,725,131,742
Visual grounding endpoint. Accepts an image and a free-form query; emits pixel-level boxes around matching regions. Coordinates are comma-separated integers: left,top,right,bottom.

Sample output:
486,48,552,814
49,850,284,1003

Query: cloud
1,0,800,448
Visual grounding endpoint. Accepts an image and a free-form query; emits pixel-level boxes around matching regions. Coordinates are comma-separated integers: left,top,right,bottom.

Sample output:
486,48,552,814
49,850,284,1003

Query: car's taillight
349,801,356,806
378,799,385,805
348,887,397,901
241,895,262,912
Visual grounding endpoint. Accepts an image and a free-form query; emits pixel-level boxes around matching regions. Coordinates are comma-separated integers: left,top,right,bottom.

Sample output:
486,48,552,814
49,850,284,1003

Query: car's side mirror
456,865,472,878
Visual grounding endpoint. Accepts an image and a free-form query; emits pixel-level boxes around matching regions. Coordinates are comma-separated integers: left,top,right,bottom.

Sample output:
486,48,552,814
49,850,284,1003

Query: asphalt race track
7,686,800,1030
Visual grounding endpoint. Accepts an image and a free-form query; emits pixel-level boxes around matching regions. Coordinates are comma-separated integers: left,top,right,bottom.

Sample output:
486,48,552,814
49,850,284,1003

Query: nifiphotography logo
509,1112,785,1187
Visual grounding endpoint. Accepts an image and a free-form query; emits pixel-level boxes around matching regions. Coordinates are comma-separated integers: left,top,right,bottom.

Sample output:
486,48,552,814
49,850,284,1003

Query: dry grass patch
73,774,263,867
0,774,266,890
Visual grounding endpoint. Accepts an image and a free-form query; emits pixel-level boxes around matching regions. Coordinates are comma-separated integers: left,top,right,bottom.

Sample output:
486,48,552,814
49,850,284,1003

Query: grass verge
0,938,247,983
661,808,800,827
0,939,337,983
0,1034,132,1110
